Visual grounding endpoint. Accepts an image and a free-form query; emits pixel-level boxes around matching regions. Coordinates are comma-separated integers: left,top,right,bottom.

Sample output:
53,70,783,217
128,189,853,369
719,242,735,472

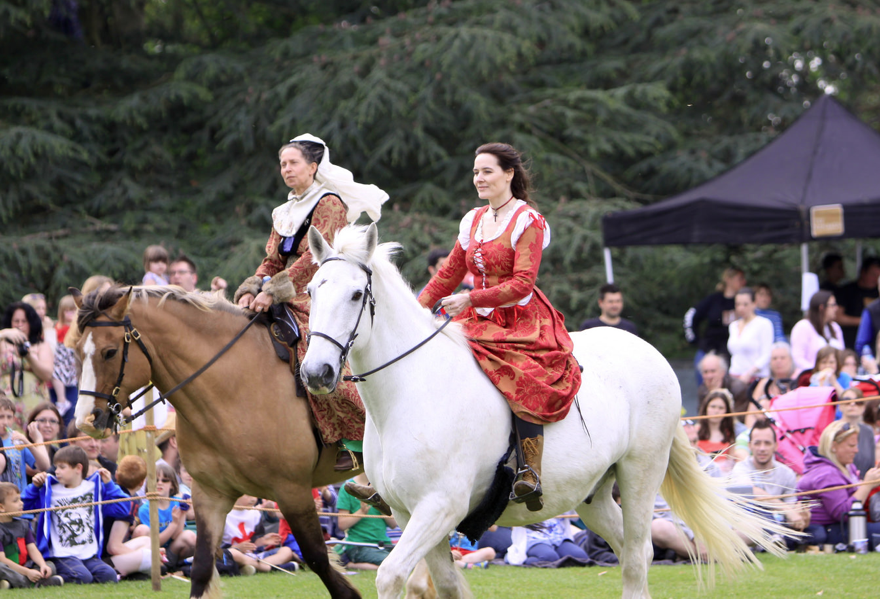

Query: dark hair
54,446,90,478
0,482,20,505
171,254,198,275
278,140,325,166
2,302,43,344
697,389,735,444
755,283,772,296
861,256,880,274
26,402,64,443
814,346,841,376
156,462,179,497
822,253,843,271
807,290,838,341
67,420,82,441
474,143,535,208
116,455,147,492
598,283,621,300
735,287,755,301
426,248,449,270
748,418,776,443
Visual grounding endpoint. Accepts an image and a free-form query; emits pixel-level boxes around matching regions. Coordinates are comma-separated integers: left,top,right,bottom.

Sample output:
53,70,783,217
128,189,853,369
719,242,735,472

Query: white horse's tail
660,426,791,586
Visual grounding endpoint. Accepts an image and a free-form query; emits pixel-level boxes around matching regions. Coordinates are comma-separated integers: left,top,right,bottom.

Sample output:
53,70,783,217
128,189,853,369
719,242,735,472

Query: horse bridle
79,310,260,432
79,315,155,430
306,256,451,384
306,257,376,375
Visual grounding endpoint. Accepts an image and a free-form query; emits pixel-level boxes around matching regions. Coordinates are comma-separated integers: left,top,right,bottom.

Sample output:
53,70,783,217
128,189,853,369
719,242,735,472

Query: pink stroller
766,387,836,475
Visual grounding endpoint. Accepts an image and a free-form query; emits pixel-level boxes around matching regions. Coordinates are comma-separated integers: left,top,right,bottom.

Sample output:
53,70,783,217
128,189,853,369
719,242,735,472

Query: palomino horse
70,286,361,599
301,224,787,599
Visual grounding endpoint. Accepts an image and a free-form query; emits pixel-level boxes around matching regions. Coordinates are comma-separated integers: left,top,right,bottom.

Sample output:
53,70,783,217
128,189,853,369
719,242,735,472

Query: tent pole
856,241,863,273
603,247,614,283
801,243,809,274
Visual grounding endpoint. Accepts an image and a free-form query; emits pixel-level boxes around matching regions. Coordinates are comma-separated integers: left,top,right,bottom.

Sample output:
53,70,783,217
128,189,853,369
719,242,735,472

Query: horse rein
307,257,451,383
80,311,260,430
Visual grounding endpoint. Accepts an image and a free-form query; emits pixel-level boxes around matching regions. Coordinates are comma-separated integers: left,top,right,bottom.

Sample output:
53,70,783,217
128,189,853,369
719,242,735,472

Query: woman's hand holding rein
441,293,472,318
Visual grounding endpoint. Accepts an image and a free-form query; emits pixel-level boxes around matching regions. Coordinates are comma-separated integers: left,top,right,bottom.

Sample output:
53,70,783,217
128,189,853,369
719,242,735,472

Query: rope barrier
681,392,879,421
0,425,175,453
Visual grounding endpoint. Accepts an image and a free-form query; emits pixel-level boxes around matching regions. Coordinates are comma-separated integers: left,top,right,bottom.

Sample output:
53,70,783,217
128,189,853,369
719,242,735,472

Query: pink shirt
790,319,844,372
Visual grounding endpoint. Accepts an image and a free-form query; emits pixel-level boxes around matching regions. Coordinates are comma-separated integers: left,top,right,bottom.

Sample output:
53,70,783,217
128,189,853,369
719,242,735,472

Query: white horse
301,223,785,599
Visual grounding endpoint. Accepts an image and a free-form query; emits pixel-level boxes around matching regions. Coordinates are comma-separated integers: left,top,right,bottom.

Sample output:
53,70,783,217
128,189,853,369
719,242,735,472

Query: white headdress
271,133,389,237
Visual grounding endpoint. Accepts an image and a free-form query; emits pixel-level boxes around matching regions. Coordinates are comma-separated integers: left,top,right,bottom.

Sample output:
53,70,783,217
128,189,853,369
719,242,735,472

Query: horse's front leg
276,486,361,599
189,482,235,599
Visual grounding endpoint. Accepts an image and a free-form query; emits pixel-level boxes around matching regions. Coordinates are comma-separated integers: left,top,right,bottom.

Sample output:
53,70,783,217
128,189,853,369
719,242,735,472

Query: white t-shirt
730,457,798,504
223,509,262,547
727,315,774,378
50,480,98,559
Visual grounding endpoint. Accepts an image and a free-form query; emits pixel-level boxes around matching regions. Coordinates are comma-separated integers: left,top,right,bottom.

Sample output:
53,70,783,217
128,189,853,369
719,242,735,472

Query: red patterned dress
418,201,581,424
254,194,365,444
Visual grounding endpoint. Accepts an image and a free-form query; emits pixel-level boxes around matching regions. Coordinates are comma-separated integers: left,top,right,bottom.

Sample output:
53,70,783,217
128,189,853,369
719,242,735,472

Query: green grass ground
20,554,879,598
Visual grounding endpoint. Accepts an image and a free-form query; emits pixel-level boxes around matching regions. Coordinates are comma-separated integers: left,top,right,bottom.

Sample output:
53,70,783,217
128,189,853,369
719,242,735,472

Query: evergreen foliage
2,0,880,355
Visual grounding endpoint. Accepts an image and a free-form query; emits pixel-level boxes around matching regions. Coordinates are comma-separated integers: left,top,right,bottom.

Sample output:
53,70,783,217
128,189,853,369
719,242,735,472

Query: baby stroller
765,387,836,475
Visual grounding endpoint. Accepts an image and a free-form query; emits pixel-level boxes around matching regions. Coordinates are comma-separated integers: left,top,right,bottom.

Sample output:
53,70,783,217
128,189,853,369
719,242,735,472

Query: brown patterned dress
418,203,581,424
254,194,365,444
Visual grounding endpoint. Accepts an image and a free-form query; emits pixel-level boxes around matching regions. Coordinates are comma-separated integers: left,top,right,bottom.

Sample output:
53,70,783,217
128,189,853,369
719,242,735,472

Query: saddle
259,303,301,362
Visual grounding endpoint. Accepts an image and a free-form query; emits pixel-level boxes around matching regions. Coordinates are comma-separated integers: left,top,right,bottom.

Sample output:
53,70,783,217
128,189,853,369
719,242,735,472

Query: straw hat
155,412,177,446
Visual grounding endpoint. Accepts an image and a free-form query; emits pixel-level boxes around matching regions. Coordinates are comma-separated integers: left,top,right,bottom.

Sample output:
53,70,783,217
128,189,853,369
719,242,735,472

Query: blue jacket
21,471,130,559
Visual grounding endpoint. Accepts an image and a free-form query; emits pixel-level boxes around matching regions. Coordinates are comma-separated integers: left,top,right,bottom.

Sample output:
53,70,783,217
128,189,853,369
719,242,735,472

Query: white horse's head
301,223,380,394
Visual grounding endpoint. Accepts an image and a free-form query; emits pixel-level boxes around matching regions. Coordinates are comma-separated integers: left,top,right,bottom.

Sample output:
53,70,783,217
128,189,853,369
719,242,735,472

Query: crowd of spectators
1,247,880,588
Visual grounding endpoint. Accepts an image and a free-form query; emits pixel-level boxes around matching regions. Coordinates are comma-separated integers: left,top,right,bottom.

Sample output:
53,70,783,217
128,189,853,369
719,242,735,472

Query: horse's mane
70,284,244,345
327,225,468,347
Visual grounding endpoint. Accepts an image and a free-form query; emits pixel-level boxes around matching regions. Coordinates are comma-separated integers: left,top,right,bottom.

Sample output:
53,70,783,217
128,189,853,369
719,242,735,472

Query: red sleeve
255,228,286,279
468,219,543,309
279,518,291,539
417,241,468,309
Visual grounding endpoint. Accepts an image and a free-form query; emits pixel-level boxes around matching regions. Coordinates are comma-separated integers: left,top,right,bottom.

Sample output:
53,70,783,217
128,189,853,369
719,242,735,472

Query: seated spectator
100,434,120,466
133,463,196,567
141,245,169,286
506,515,589,566
838,388,876,480
0,482,63,587
754,283,786,343
66,421,116,481
25,402,64,477
223,495,297,574
791,291,843,373
727,288,774,382
476,526,512,561
748,343,797,427
336,473,397,570
730,420,808,534
696,353,750,422
0,395,51,495
579,284,638,337
809,347,851,400
155,412,179,473
0,302,54,425
103,455,153,578
696,390,742,473
314,485,338,540
449,528,496,568
50,295,78,424
23,446,128,584
796,420,880,549
840,349,859,379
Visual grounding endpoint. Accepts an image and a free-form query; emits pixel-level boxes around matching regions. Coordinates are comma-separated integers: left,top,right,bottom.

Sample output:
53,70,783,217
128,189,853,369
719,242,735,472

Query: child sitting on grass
0,482,63,588
23,446,130,584
133,462,195,568
104,455,155,578
223,495,298,574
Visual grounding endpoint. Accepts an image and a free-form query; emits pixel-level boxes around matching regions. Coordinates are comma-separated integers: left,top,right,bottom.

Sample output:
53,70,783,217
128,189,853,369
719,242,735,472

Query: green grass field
21,554,879,598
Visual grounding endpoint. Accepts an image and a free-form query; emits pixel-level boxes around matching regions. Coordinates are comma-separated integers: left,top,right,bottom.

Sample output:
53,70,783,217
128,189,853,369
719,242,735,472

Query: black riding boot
510,416,544,512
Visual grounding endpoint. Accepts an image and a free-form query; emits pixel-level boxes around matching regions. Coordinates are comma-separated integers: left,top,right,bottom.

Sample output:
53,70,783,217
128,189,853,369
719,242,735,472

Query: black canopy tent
601,94,880,282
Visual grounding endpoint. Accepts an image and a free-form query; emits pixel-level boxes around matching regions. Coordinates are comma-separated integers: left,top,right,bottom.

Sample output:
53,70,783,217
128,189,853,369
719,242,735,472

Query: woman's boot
510,417,544,512
343,481,392,516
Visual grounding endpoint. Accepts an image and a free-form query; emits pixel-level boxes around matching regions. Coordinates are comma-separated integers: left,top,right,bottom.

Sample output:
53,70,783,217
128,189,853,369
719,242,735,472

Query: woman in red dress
417,143,582,510
235,134,387,471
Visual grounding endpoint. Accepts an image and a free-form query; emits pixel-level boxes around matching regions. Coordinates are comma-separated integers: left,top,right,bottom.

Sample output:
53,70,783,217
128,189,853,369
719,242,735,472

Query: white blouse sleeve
511,209,551,250
457,209,478,251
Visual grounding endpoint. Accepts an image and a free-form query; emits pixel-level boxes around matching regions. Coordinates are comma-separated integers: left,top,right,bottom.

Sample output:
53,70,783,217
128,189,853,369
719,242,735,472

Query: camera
16,342,31,358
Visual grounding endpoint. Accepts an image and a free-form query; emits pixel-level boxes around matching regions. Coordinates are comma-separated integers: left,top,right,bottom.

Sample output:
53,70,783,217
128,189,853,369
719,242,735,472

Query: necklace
491,196,515,221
